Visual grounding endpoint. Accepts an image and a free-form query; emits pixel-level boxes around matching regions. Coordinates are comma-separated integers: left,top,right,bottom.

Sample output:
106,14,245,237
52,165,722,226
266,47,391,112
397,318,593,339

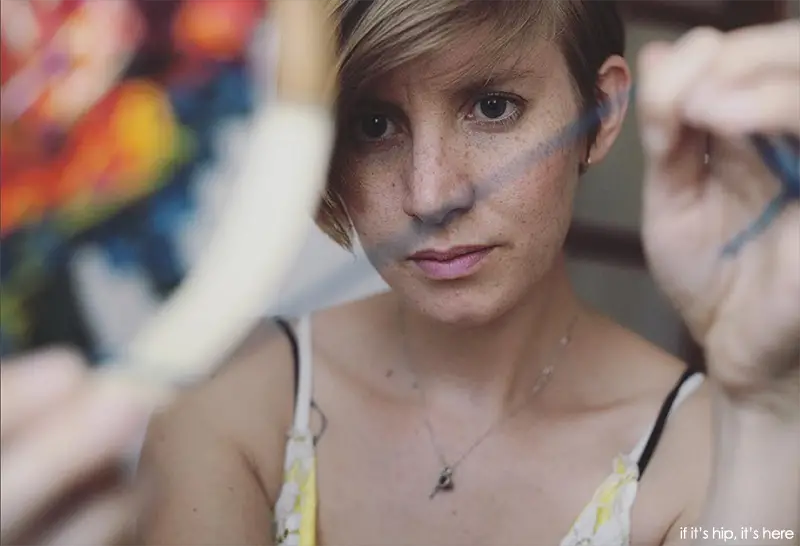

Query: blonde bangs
333,0,563,107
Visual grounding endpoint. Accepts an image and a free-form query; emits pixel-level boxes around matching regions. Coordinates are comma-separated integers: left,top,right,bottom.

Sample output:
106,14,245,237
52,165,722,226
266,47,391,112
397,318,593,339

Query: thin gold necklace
399,310,579,499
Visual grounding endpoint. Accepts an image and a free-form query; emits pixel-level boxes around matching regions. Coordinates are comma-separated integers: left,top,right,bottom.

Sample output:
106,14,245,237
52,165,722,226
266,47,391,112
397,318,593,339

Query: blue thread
627,84,799,257
751,134,800,199
721,134,799,256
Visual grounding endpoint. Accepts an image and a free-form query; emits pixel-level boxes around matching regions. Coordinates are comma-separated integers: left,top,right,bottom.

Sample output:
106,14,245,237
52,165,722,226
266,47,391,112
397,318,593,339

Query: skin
2,18,796,546
141,29,715,546
0,349,162,545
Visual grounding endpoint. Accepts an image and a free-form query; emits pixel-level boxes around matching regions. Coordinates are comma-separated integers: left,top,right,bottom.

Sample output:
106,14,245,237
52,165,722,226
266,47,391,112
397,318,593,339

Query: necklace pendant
429,466,454,499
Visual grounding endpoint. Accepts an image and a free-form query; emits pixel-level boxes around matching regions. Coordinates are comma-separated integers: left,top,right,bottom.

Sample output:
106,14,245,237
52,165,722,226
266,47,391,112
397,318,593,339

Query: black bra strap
637,367,697,479
273,318,300,404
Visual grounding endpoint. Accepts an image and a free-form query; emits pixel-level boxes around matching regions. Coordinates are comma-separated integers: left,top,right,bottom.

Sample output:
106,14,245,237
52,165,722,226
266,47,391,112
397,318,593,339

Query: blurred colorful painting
0,0,272,360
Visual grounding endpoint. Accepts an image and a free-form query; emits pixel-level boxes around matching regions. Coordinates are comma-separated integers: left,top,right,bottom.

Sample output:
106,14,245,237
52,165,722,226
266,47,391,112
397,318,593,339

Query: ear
587,55,631,165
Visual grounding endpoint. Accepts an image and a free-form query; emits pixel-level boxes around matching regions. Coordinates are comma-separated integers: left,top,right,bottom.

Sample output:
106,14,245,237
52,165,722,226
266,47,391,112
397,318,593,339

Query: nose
402,128,475,227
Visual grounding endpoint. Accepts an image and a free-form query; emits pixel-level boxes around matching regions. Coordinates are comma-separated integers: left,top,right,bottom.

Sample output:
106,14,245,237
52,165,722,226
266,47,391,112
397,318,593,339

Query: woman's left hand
636,20,799,411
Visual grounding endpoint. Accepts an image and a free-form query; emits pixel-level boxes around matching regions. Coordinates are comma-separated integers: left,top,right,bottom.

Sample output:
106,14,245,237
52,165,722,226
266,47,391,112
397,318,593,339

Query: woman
139,1,799,545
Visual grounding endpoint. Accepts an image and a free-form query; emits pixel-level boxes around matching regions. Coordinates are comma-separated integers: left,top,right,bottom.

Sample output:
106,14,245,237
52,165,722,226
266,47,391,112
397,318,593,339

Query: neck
397,256,582,413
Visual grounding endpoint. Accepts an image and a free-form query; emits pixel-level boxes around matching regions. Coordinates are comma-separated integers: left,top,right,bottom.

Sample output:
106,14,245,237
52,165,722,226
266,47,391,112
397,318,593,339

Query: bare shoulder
138,319,298,545
596,313,714,543
149,317,298,484
581,313,713,543
578,311,698,404
590,311,712,461
633,373,713,544
644,367,712,477
598,313,712,436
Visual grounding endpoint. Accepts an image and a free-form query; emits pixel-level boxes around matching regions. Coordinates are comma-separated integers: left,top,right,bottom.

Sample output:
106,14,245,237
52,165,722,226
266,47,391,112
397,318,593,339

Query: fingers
683,21,800,135
685,75,800,135
0,349,86,442
637,26,724,161
638,22,800,153
0,377,159,541
694,20,800,88
637,28,723,203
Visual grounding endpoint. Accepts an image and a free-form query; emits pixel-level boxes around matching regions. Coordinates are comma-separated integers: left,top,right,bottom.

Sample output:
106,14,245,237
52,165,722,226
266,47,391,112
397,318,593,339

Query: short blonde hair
317,0,625,248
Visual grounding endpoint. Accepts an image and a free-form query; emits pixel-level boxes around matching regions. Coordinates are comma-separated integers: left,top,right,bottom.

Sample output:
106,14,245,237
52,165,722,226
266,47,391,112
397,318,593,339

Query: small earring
586,157,592,166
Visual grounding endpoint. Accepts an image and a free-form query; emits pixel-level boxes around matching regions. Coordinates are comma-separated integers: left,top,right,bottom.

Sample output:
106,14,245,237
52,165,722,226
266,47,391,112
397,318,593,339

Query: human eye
466,93,525,130
351,111,399,144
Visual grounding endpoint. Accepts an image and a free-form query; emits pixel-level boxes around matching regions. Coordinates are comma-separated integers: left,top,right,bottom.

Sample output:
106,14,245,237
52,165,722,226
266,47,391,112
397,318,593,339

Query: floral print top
274,317,705,546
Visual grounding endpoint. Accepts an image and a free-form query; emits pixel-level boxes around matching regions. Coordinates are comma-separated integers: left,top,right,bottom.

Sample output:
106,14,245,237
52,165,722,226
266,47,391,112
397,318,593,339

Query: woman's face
340,31,623,324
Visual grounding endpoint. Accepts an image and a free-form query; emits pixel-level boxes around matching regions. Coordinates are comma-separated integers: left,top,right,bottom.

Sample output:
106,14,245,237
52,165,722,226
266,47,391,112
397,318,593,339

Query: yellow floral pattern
560,454,640,546
272,448,640,546
274,432,317,546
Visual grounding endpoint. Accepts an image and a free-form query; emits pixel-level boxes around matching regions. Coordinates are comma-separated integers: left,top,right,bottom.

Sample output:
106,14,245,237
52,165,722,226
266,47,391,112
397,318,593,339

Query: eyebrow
349,97,405,119
467,69,539,90
429,65,543,98
347,64,543,119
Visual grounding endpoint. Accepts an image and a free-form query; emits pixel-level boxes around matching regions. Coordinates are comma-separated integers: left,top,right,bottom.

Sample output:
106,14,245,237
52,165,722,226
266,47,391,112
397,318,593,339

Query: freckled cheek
342,160,407,243
473,134,575,215
489,153,576,252
516,155,573,211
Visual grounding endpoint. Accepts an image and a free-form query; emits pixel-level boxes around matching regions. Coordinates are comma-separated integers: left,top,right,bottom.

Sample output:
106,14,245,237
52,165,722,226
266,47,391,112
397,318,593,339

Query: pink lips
409,245,494,280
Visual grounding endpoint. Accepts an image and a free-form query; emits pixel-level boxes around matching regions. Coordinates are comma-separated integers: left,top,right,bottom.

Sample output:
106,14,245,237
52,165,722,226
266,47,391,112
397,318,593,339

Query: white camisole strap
292,315,314,433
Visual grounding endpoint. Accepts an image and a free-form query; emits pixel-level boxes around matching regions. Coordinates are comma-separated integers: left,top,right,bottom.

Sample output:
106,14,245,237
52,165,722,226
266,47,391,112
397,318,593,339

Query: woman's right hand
1,349,165,545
